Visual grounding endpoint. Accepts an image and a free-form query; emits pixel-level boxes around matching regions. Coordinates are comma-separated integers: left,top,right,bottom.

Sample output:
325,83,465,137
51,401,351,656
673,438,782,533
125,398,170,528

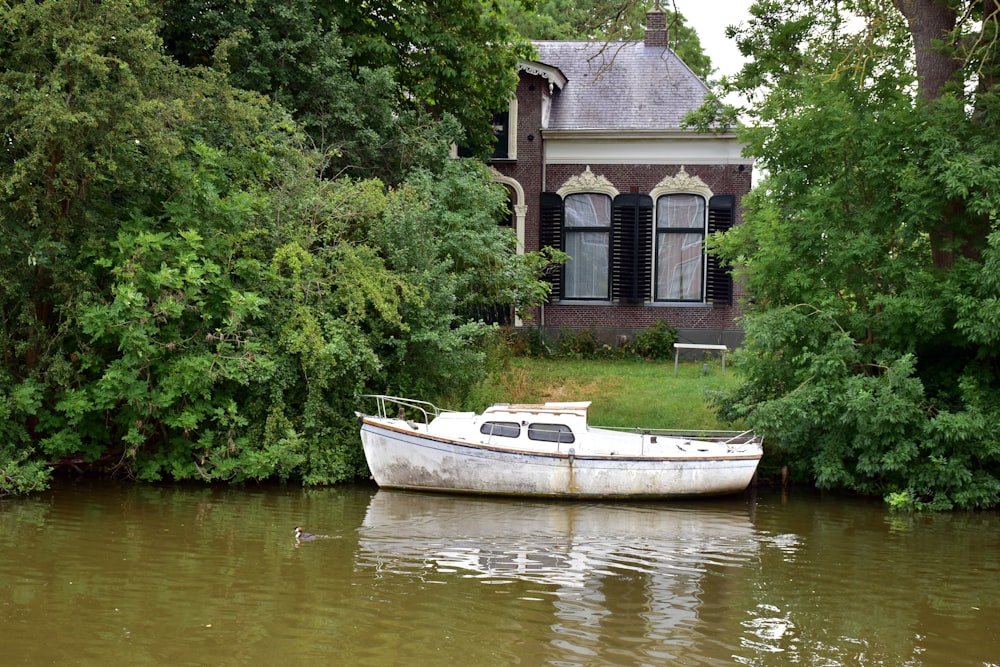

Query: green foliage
0,0,274,489
510,321,678,362
512,325,555,357
328,0,533,158
0,375,49,496
0,0,558,494
68,144,273,482
705,1,1000,509
160,0,531,171
630,320,678,360
400,160,535,319
555,327,601,358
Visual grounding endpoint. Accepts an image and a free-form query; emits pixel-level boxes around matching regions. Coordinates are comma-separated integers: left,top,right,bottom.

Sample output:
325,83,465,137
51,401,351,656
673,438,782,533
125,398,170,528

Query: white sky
671,0,753,77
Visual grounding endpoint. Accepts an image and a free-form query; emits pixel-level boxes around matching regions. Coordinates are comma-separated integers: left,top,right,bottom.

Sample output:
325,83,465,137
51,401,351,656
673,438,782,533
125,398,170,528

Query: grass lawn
467,356,741,431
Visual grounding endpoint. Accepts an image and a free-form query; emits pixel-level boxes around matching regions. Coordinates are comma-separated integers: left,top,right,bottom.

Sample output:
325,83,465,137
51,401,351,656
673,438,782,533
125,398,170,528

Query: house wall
492,73,550,256
491,73,752,349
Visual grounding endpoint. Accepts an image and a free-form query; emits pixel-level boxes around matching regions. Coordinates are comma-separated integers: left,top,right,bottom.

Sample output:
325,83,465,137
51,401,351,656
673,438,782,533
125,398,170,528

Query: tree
0,0,558,493
0,1,257,488
702,0,1000,508
159,0,533,175
499,0,714,80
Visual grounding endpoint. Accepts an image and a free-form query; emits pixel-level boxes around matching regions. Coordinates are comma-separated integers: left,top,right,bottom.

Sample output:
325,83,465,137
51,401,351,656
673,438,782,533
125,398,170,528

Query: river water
1,482,998,666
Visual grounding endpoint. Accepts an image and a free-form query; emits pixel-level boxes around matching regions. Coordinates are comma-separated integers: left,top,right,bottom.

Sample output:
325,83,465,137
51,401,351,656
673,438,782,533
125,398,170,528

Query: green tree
159,0,533,173
0,0,559,493
1,0,227,489
158,0,450,182
0,0,313,488
236,160,551,483
702,0,1000,508
330,0,533,158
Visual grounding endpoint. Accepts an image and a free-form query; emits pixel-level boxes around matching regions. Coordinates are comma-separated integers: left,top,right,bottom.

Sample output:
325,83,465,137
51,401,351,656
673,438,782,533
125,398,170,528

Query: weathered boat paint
357,396,763,499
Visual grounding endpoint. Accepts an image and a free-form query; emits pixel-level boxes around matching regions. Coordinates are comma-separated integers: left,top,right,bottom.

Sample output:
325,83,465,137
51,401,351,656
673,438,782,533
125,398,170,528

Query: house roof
529,41,709,131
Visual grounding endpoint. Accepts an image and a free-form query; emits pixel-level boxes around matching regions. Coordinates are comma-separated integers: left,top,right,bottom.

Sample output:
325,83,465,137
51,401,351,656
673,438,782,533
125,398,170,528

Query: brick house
488,7,752,348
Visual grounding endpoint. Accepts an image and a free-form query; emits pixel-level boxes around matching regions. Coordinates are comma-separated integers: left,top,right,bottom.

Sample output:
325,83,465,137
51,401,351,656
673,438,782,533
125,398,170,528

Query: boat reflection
357,490,763,662
357,490,760,589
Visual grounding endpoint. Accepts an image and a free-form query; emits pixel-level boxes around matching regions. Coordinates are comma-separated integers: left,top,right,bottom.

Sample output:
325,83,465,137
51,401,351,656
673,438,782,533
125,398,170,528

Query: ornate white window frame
649,166,713,200
650,167,714,303
556,166,619,198
553,167,618,302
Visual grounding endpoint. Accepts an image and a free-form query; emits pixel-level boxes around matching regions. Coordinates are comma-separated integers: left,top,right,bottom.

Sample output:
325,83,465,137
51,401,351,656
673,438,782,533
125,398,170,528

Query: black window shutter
706,194,735,305
539,192,564,299
611,194,652,304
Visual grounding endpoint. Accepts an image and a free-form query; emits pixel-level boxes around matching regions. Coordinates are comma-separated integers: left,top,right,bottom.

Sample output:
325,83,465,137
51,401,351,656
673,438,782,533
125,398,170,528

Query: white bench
673,343,728,377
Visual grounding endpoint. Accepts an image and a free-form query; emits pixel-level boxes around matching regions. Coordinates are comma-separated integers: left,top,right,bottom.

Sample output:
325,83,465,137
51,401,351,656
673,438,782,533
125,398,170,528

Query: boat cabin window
527,423,575,444
480,421,521,438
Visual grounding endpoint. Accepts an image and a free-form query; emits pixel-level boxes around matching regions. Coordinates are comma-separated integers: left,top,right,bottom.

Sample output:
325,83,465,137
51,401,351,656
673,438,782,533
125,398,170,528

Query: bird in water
293,526,318,541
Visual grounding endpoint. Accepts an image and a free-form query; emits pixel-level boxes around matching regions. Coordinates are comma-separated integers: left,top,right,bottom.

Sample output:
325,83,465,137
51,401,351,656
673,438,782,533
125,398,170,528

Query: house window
563,193,611,299
491,110,511,160
540,183,733,305
655,194,706,302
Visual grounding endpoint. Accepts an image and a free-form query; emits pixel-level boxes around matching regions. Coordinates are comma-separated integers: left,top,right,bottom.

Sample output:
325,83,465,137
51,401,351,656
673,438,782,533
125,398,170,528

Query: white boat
357,395,763,498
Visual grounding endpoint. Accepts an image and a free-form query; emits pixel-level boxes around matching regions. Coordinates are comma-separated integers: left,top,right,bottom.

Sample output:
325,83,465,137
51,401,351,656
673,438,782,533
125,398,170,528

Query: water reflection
358,490,761,664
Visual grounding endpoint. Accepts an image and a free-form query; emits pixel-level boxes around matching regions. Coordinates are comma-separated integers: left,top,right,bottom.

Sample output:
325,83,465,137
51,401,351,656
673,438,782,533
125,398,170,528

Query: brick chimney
645,2,668,48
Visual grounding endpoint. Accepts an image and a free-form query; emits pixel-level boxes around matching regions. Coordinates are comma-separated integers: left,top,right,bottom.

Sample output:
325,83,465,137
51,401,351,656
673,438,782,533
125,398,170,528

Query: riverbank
467,356,739,431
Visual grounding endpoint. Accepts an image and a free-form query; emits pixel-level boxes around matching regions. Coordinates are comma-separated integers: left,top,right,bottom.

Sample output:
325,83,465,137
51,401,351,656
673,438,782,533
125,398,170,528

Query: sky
671,0,753,77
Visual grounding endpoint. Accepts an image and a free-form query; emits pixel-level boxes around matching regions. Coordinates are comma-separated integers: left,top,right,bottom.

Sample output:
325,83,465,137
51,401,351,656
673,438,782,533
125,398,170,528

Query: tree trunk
893,0,995,267
893,0,959,101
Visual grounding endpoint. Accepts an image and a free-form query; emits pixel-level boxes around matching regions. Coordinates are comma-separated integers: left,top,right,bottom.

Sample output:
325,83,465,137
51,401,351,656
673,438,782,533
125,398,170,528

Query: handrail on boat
356,394,448,427
600,425,761,446
357,394,763,449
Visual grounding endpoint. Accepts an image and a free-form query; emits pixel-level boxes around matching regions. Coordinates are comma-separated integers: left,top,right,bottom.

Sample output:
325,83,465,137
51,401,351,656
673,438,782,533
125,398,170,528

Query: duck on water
293,526,320,542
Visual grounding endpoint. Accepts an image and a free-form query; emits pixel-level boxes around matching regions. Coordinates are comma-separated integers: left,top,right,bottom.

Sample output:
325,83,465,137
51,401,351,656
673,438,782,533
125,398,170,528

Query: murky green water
1,482,998,666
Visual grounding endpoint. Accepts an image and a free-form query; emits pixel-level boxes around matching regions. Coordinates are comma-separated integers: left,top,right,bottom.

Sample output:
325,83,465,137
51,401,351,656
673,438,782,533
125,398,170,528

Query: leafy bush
506,326,552,357
508,322,681,361
556,327,601,358
630,321,679,360
0,0,560,495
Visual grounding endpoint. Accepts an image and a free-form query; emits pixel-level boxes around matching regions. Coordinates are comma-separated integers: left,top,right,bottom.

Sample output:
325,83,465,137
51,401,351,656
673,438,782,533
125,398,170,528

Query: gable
530,41,710,131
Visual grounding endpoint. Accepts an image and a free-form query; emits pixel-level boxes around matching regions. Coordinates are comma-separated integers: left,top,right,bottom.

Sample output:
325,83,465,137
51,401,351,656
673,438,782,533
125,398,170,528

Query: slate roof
531,41,709,131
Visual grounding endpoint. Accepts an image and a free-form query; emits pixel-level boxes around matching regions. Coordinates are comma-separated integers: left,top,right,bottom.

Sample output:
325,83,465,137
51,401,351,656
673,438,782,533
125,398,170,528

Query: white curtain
656,232,703,300
565,232,610,298
563,194,611,299
655,195,705,301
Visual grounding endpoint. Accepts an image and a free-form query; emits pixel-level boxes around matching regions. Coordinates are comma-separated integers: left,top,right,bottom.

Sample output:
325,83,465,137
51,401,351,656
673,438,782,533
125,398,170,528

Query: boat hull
360,419,760,498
